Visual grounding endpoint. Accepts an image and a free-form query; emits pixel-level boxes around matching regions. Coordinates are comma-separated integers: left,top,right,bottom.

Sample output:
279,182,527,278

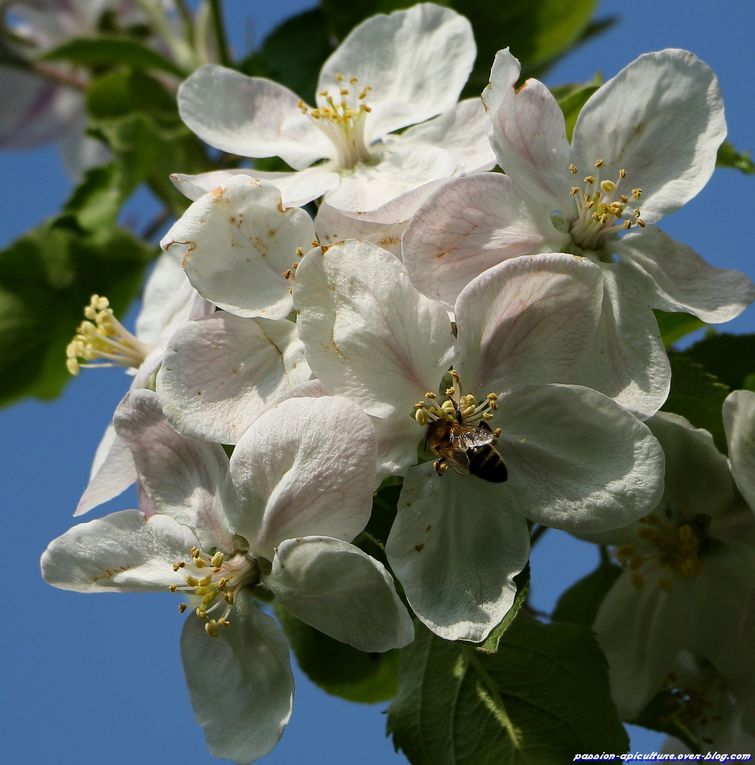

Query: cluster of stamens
616,513,705,592
568,159,645,251
170,547,259,638
414,369,499,429
65,294,149,376
298,74,373,169
661,670,722,744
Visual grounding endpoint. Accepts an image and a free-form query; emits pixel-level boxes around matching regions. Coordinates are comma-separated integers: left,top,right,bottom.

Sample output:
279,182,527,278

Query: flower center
299,74,374,170
170,546,261,637
413,369,506,481
567,159,645,252
616,512,707,592
65,294,149,375
661,667,724,745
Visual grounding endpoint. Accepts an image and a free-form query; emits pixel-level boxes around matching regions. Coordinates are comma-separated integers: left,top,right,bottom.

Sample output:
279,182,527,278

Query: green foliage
388,616,628,764
717,141,755,175
40,36,187,77
552,551,622,627
241,9,332,100
0,165,152,406
477,564,529,653
86,69,207,213
274,604,399,703
653,311,706,348
683,333,755,392
556,81,599,141
663,353,730,452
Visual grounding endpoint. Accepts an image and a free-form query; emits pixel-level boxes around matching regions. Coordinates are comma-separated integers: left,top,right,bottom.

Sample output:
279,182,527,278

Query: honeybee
425,416,508,483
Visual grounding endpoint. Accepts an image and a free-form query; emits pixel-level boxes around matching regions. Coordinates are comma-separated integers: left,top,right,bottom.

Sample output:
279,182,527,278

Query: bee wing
444,448,470,475
453,426,495,451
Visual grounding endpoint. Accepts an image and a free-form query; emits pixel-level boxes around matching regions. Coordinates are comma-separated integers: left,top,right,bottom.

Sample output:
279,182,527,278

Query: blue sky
2,1,753,763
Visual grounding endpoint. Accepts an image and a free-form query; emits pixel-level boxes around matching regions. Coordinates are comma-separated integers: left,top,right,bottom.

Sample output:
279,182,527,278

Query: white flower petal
386,463,530,642
572,49,726,222
453,253,605,392
318,4,475,140
564,260,670,418
595,572,693,719
322,140,457,217
267,536,414,651
41,509,199,592
617,228,755,323
482,48,572,211
161,177,316,321
228,397,377,557
171,166,340,208
724,390,755,512
135,251,197,351
649,411,738,521
293,240,454,418
499,384,665,532
181,592,293,765
178,65,331,168
403,173,565,305
157,314,311,445
315,202,406,257
74,423,136,516
113,389,234,551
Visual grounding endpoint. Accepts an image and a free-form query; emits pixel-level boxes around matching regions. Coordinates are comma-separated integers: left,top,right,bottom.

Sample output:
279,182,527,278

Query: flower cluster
40,3,755,763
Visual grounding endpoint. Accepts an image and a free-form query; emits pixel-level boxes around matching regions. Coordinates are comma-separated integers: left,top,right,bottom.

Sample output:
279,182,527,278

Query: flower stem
208,0,231,67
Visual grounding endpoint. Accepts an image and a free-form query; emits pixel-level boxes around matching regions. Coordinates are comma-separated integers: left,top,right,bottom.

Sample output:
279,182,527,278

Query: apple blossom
42,389,413,763
723,389,755,513
593,412,755,730
402,48,755,418
174,4,494,221
293,240,664,642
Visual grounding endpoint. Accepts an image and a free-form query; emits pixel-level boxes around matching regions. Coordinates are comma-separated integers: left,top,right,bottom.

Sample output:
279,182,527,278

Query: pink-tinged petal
318,4,475,140
454,253,604,393
564,260,670,418
178,65,331,168
228,397,377,557
499,384,665,532
648,412,737,521
315,203,406,258
113,389,233,551
572,50,726,222
74,423,136,516
268,536,413,651
594,572,693,719
323,140,457,218
0,68,80,148
294,240,454,418
41,509,199,592
385,463,530,642
181,592,293,765
482,49,571,211
403,173,565,305
157,314,311,445
724,391,755,513
171,166,339,208
617,228,755,323
161,178,316,321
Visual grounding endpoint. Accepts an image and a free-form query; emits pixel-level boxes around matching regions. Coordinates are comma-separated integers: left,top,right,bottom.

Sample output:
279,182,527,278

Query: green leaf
242,8,333,100
552,551,622,627
662,353,729,452
87,68,177,122
0,219,151,406
388,616,628,764
683,333,755,392
274,604,399,703
476,564,530,654
653,310,706,348
717,141,755,175
352,477,402,569
40,36,186,77
556,81,599,141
